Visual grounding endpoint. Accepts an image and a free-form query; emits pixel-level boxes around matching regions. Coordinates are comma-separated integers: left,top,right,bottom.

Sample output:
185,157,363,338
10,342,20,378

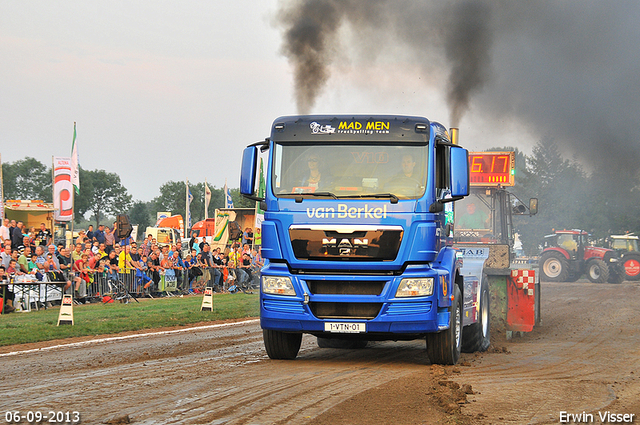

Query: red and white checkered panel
508,269,536,331
511,269,535,289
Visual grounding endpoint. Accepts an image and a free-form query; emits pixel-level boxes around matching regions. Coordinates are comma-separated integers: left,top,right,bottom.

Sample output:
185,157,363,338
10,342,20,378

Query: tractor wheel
621,253,640,281
608,269,624,284
426,285,462,365
540,252,569,282
317,337,368,349
566,273,581,282
461,279,490,353
586,259,609,283
263,329,302,360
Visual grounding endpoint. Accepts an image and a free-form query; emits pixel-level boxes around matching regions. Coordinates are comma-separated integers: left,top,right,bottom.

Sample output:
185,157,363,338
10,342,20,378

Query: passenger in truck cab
399,154,416,178
298,153,332,192
384,153,423,195
385,153,418,181
302,153,322,189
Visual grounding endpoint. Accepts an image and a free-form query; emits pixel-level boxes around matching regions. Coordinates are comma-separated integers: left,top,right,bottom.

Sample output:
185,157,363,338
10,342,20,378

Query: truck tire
586,259,609,283
317,337,368,349
621,253,640,281
461,279,490,353
540,252,569,282
426,285,462,365
263,329,302,360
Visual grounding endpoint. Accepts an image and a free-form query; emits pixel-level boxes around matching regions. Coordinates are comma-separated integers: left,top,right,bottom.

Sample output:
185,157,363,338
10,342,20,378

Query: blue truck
239,115,489,365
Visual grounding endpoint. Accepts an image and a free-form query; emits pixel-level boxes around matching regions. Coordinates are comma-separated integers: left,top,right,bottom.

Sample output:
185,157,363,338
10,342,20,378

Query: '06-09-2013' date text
4,411,80,423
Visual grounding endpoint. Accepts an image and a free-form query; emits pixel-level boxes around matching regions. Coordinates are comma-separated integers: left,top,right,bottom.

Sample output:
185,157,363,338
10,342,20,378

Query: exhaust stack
450,127,459,145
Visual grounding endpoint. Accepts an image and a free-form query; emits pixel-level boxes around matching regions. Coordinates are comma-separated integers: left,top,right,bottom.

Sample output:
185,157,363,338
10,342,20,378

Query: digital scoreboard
468,151,515,187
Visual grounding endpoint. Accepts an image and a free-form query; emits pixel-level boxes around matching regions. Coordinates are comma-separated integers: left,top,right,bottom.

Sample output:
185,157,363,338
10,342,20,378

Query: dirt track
1,281,639,424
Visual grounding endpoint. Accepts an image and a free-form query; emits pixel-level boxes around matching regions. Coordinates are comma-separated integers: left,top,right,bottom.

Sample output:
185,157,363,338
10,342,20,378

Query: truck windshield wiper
339,193,399,204
294,191,338,202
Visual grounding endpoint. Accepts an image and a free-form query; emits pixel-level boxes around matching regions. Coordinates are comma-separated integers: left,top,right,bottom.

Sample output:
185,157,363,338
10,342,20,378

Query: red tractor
539,229,624,283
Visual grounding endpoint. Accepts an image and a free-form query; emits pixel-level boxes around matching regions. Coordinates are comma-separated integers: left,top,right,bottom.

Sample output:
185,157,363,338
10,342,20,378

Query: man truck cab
240,115,481,365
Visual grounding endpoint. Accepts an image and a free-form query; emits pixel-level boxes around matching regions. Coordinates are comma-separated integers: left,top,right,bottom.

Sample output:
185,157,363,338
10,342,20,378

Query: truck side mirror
529,198,538,215
240,146,258,198
450,146,469,198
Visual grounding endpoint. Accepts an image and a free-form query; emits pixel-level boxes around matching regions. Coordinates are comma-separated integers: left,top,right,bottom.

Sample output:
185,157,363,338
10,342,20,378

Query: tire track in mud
0,322,269,424
191,342,430,425
136,339,428,424
453,281,640,424
3,282,639,424
1,322,434,425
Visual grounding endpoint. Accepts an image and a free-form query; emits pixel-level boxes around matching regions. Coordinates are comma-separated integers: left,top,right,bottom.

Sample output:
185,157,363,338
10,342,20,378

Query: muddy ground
1,281,639,424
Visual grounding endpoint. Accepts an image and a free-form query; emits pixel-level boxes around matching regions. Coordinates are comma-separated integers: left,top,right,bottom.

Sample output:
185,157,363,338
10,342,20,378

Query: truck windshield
272,143,428,200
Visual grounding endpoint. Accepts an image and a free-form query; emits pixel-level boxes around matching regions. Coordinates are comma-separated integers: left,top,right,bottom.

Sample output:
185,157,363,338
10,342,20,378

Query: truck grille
289,225,403,261
310,302,382,319
262,299,306,315
386,301,432,316
306,280,386,296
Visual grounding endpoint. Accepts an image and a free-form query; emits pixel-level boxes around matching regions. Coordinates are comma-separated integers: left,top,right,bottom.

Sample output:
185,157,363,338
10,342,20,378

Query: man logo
322,238,369,256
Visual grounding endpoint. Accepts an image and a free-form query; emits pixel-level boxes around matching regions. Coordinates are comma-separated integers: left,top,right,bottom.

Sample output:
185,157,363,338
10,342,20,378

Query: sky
2,1,639,202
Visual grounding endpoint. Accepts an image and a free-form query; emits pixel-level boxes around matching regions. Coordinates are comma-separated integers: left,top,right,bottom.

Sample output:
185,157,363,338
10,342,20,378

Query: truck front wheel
462,279,490,353
263,329,302,360
586,259,609,283
426,285,462,365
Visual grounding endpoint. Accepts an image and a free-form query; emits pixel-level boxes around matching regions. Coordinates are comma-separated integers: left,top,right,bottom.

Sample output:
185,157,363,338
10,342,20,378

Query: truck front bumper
260,266,450,337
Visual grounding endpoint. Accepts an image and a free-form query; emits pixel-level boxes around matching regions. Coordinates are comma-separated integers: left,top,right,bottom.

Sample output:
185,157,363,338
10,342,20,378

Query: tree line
503,138,640,254
1,158,254,230
3,140,639,255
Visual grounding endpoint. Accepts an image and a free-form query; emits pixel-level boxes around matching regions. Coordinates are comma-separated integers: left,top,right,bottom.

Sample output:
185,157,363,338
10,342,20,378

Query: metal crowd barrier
12,264,263,308
79,269,191,298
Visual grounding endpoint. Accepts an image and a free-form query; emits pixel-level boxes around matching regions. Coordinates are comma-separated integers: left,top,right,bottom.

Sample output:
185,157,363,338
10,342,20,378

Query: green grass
0,293,259,347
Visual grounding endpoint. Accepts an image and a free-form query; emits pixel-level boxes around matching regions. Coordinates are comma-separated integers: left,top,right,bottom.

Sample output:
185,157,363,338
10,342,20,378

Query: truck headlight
262,276,296,296
395,278,434,297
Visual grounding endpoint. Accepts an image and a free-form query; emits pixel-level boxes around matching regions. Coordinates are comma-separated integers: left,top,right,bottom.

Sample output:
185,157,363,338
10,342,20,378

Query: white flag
70,122,79,194
205,180,212,219
186,181,194,232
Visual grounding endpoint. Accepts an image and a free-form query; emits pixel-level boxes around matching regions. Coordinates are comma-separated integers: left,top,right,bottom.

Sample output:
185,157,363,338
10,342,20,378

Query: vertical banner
53,157,74,222
204,180,211,220
213,209,235,245
186,180,193,237
70,122,79,195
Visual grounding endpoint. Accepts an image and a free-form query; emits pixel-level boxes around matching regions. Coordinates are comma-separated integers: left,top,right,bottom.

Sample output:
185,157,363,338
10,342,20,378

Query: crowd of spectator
0,218,264,313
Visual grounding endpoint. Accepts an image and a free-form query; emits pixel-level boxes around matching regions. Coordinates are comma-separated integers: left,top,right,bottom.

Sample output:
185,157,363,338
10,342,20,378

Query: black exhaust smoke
274,1,640,175
443,1,492,126
278,0,345,114
275,0,492,124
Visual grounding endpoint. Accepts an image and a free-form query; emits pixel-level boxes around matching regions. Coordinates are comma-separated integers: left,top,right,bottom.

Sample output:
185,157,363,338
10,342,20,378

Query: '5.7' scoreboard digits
468,151,515,187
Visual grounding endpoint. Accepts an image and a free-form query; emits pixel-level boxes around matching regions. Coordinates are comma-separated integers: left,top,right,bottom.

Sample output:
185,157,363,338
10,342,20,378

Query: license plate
324,322,366,333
